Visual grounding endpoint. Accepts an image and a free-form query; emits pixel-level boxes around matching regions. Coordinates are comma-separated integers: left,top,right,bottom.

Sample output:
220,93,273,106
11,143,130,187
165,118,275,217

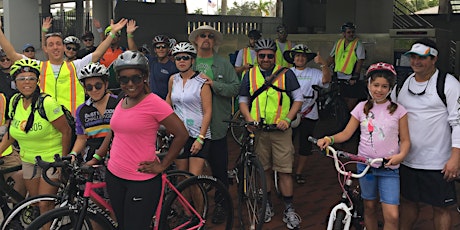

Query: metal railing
393,0,434,29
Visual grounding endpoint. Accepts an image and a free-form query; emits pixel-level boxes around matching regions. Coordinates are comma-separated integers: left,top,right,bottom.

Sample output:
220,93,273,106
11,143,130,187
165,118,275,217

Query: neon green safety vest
275,40,292,68
242,47,257,77
249,65,290,124
334,38,359,75
0,93,12,156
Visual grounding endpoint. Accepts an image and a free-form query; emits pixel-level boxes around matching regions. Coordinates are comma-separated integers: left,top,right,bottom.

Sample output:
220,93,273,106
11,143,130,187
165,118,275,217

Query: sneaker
264,203,274,223
212,204,226,224
457,206,460,213
283,208,301,229
295,174,306,184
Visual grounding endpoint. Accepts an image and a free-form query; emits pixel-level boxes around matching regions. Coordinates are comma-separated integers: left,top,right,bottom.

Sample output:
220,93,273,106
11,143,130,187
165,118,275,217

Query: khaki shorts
0,151,22,170
255,128,294,173
22,162,60,180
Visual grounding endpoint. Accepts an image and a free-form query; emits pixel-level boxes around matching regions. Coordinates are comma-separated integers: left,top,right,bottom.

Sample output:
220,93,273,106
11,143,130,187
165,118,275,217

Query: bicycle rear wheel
159,176,233,230
237,155,267,230
230,110,245,146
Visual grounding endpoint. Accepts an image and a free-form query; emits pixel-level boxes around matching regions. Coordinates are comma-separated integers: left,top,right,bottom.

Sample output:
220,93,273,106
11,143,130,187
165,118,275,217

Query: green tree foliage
226,0,274,16
193,8,204,14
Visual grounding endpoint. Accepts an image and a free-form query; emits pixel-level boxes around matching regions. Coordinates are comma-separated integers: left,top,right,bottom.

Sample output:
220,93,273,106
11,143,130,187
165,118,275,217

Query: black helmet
152,35,170,45
254,38,277,52
341,22,356,32
248,30,262,40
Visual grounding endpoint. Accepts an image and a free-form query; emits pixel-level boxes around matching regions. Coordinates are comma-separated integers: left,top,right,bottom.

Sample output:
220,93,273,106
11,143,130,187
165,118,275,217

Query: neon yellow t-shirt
9,95,64,163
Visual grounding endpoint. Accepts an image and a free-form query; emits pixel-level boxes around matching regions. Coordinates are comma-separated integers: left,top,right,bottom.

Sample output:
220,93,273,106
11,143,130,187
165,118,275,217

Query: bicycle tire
230,110,245,146
237,156,267,230
273,170,281,198
159,175,233,230
332,210,346,230
1,194,62,230
26,206,116,230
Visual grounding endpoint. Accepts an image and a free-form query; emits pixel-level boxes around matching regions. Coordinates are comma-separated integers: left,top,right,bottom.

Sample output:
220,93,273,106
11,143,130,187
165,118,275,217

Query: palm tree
255,0,272,16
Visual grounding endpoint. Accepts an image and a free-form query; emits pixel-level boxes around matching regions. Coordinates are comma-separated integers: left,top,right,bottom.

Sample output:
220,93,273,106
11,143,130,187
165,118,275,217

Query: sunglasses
118,74,144,85
258,53,275,59
0,58,10,62
15,76,38,82
407,77,430,96
24,49,35,53
66,46,78,51
199,33,215,39
155,44,168,49
85,82,104,91
83,38,93,42
174,55,192,61
45,32,63,38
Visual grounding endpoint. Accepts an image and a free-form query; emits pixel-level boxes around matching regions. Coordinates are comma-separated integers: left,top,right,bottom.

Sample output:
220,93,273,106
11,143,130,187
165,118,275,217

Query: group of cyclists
0,15,457,230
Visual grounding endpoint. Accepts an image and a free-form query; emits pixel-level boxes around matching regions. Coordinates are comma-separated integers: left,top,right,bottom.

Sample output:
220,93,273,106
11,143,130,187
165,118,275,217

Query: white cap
404,43,438,57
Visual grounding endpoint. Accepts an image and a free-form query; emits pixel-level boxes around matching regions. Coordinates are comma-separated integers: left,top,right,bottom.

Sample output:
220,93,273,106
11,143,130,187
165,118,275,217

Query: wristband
42,27,48,33
198,134,205,140
97,28,103,33
93,153,102,161
127,33,134,38
329,136,335,145
70,151,77,156
324,136,332,144
284,117,292,123
196,137,204,145
109,32,115,39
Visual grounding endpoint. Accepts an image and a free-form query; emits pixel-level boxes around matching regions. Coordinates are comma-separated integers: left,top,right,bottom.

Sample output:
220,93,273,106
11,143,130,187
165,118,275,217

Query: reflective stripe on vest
275,40,292,68
249,65,290,124
40,61,85,116
334,38,358,75
0,93,12,156
242,47,256,77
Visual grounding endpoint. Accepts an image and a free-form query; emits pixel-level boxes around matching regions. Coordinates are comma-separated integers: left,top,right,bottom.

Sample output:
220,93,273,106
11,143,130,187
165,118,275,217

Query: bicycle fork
327,179,354,230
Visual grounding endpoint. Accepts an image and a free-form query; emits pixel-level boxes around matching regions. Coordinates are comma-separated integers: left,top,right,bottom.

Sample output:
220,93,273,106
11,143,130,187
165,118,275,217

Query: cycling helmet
104,26,121,36
79,63,109,85
254,38,277,52
10,59,40,78
113,50,149,74
276,25,287,33
63,36,81,49
366,62,396,77
152,35,170,45
138,44,151,55
168,38,177,49
283,44,316,64
0,49,6,58
341,22,356,32
171,42,197,57
248,30,262,40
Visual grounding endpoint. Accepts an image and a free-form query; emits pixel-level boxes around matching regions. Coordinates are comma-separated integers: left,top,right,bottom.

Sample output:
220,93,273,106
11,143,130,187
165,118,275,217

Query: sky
186,0,259,14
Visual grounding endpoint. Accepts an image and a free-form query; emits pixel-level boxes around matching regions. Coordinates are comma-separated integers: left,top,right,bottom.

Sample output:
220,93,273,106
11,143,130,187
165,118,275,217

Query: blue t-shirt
148,56,178,100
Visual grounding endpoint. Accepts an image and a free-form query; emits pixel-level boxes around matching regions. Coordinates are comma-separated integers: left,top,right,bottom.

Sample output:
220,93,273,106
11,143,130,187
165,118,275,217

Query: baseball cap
404,43,438,57
22,44,35,51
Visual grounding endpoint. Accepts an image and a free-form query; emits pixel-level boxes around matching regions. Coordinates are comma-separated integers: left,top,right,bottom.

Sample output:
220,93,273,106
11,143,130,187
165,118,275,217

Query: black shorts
176,137,210,159
293,118,317,156
400,164,456,207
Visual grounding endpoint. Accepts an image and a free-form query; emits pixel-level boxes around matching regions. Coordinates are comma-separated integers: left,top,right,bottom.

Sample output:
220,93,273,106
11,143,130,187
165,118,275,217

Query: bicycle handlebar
35,154,73,188
308,136,386,178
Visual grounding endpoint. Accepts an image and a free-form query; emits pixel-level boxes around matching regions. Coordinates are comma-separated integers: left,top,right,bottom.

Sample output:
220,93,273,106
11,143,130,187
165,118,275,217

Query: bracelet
198,134,205,140
42,27,48,33
284,117,292,123
97,28,103,33
69,151,77,156
196,137,204,145
127,33,134,38
109,32,115,39
324,136,332,144
329,136,335,145
93,153,102,161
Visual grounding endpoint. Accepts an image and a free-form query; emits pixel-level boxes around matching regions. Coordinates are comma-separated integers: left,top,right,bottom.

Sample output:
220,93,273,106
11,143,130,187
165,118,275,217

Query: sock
283,195,294,211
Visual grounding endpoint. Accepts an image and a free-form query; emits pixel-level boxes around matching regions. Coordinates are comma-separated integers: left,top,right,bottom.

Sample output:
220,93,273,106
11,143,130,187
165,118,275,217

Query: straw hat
188,25,223,46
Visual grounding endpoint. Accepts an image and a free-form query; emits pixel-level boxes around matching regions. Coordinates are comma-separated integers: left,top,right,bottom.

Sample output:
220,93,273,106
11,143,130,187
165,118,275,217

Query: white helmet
171,42,197,57
63,36,81,49
113,50,149,74
79,63,109,85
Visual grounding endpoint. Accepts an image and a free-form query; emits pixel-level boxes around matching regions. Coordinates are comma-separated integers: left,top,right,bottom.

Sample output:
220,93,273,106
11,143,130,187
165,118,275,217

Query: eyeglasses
407,77,430,96
199,33,215,39
118,74,144,85
83,39,93,42
15,76,38,82
155,44,168,49
66,46,78,51
0,58,10,62
174,55,192,61
85,82,104,91
24,49,35,53
258,53,275,59
45,32,63,38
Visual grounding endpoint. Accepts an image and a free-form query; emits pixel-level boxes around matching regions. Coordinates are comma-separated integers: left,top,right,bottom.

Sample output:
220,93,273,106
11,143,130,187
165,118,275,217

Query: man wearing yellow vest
275,25,294,68
0,18,128,116
234,29,261,78
327,22,366,111
239,38,303,229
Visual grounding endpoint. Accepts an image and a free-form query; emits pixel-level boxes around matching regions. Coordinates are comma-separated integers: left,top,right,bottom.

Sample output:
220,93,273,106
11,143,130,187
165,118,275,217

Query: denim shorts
357,164,400,205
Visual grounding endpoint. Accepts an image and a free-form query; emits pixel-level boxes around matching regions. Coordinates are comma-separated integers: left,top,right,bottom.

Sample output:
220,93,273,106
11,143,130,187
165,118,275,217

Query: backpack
395,70,448,106
10,93,77,149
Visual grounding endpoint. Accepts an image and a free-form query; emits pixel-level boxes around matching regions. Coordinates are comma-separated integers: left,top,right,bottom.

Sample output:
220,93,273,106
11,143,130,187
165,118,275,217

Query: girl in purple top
317,62,410,230
106,51,188,230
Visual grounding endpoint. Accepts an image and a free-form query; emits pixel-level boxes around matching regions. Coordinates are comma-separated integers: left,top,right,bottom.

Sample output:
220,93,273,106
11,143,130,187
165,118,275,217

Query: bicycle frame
0,164,24,204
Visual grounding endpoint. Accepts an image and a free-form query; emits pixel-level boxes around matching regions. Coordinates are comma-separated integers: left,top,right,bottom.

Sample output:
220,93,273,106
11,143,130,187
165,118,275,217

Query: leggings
105,170,161,230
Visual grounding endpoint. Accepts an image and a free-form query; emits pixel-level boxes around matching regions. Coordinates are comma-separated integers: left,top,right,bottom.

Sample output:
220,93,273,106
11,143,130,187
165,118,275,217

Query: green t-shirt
9,96,64,163
196,57,214,80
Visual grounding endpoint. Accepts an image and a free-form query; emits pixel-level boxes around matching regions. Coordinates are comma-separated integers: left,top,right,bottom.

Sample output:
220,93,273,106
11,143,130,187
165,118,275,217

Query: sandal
295,174,306,184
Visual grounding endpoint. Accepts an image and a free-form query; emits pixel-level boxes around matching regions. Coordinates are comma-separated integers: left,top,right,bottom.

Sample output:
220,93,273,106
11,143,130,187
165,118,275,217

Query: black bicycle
0,158,26,229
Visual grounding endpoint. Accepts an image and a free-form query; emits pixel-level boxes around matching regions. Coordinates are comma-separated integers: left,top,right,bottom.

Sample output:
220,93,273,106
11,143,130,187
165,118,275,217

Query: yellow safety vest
249,65,290,124
0,93,12,156
334,38,359,75
39,61,85,116
242,47,257,77
275,40,292,68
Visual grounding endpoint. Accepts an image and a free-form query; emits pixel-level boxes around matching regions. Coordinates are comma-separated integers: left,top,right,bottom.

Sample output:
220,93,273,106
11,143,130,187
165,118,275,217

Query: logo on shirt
161,68,169,75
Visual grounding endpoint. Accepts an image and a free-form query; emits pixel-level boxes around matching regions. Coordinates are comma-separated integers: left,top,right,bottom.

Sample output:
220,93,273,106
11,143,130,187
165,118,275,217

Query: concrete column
75,0,84,38
92,0,112,44
4,0,40,54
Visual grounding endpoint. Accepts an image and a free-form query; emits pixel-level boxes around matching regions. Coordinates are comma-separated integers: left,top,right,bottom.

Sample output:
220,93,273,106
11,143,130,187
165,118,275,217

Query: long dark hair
22,87,42,133
363,71,398,116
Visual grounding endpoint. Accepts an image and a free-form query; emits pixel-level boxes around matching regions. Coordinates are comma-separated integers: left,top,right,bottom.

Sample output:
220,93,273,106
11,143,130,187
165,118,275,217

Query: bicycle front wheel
159,175,233,230
332,210,346,230
230,110,245,146
237,155,267,230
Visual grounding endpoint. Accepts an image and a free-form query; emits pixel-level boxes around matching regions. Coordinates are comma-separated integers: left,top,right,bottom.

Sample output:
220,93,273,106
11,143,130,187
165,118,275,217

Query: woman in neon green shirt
0,59,71,219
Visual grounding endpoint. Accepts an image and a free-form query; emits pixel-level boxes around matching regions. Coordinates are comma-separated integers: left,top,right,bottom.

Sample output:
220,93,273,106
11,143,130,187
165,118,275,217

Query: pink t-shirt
351,101,407,163
108,93,173,181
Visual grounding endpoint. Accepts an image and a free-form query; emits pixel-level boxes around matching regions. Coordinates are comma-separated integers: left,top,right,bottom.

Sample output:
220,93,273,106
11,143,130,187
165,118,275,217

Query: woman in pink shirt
106,50,187,230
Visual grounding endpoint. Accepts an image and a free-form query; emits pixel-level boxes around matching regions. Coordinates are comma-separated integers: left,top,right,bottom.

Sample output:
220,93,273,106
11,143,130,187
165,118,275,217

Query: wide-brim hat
188,25,223,46
283,49,316,64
